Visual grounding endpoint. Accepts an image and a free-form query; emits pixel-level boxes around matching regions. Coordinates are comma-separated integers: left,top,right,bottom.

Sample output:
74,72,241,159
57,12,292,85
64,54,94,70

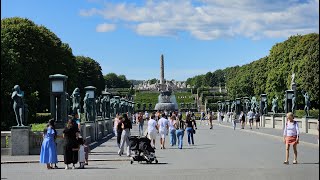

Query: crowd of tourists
39,108,318,169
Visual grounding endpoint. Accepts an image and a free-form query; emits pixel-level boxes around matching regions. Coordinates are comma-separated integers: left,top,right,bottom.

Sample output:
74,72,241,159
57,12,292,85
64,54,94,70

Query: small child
77,137,85,169
83,139,90,165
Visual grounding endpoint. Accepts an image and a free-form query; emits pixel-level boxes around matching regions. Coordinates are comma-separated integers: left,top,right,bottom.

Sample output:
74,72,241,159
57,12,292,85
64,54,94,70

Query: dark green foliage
1,17,104,130
1,17,75,130
74,56,105,98
104,73,131,88
187,33,319,111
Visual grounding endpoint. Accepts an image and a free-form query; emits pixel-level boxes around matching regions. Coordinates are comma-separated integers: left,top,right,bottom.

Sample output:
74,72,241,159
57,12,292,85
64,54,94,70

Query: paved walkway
1,121,319,180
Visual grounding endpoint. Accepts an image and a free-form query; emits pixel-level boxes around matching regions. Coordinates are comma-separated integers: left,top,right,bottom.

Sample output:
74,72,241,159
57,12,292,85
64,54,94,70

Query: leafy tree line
186,33,319,109
1,17,131,130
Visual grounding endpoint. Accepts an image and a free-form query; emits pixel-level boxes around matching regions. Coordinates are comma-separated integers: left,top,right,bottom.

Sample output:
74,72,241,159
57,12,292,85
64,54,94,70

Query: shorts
255,118,260,122
159,129,167,139
148,131,157,140
249,119,253,123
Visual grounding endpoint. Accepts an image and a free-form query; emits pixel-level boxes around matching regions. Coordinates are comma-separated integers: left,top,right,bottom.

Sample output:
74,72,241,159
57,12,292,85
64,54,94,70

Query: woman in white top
168,115,177,146
158,113,169,149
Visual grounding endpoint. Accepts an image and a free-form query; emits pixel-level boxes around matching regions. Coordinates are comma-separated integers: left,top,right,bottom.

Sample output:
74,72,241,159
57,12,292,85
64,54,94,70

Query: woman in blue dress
40,119,58,169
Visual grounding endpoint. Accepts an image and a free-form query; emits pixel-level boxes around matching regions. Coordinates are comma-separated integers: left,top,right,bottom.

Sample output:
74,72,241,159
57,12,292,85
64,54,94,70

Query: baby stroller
129,136,158,164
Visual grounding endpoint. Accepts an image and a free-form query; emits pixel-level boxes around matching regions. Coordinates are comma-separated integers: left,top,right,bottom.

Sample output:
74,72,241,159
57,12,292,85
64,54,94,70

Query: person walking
158,113,169,149
283,112,299,164
231,112,237,130
168,115,177,146
200,110,205,124
248,109,254,129
63,119,79,170
40,119,58,169
239,111,246,129
116,116,123,148
137,112,144,136
118,113,132,157
208,111,213,129
113,113,120,137
147,113,158,149
255,111,260,129
175,114,185,149
185,114,195,146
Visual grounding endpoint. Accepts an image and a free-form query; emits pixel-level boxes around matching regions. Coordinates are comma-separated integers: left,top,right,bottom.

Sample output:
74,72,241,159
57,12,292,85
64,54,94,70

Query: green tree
104,73,130,88
1,17,76,130
74,56,105,97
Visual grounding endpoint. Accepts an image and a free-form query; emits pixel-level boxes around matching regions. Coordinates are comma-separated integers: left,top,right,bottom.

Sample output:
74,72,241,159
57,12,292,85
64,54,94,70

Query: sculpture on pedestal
302,91,310,116
101,96,106,119
271,96,278,114
11,85,25,126
231,101,236,112
71,88,81,115
250,96,257,112
83,93,91,121
282,94,286,113
95,96,101,117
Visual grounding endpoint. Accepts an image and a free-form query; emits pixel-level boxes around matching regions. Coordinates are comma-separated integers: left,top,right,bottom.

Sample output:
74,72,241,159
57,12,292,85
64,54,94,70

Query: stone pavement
1,121,319,180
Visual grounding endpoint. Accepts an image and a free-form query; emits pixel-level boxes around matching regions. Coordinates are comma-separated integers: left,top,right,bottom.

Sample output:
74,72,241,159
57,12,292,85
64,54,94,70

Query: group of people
146,111,198,149
39,114,89,169
113,110,199,152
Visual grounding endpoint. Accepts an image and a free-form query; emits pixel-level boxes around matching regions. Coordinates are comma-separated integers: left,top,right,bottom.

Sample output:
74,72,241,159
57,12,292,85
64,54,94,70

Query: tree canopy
186,33,319,109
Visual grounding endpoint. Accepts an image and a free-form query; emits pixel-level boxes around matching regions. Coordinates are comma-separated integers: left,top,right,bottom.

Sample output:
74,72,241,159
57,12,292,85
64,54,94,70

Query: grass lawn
31,123,47,132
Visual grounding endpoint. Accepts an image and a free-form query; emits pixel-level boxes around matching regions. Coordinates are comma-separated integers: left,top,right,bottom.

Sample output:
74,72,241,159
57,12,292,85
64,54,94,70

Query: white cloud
96,23,116,32
81,0,319,40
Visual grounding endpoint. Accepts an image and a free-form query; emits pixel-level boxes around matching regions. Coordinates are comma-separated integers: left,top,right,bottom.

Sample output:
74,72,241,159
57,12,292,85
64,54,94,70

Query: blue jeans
176,129,184,149
169,129,176,146
186,127,194,145
138,123,144,136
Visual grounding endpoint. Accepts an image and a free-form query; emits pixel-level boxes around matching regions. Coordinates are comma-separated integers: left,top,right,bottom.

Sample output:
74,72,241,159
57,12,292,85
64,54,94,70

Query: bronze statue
11,85,25,126
71,88,81,115
302,91,310,116
271,96,278,114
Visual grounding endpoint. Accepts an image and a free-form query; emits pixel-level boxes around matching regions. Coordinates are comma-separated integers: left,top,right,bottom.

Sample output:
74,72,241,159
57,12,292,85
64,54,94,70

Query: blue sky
2,0,319,81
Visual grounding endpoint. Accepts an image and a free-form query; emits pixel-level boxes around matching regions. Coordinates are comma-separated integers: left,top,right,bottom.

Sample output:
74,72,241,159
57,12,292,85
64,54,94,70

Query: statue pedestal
11,126,31,155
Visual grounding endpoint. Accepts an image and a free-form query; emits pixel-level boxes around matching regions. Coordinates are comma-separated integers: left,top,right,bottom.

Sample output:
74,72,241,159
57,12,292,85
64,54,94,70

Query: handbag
193,129,196,134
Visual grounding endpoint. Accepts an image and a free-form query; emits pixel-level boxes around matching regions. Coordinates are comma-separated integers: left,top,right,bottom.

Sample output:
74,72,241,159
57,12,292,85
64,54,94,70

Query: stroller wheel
155,159,158,164
130,160,133,164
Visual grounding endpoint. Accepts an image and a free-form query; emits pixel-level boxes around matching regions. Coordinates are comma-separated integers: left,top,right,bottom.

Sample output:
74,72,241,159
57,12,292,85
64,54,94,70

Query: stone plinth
11,126,31,155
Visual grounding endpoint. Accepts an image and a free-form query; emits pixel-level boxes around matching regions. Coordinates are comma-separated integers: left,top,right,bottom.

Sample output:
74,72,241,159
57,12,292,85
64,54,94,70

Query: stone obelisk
160,54,164,85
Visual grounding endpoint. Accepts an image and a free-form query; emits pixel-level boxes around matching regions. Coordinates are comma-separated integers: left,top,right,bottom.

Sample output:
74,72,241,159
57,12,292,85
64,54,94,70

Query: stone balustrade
261,115,318,135
1,117,114,156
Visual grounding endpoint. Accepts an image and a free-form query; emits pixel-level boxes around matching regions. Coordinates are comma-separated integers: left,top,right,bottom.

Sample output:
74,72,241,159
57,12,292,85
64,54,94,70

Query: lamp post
285,90,294,114
84,86,96,122
49,74,68,128
217,101,221,112
236,98,241,115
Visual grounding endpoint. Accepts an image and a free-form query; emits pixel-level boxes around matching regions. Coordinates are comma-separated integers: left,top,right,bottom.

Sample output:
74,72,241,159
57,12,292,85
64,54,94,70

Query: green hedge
28,113,51,124
294,109,319,118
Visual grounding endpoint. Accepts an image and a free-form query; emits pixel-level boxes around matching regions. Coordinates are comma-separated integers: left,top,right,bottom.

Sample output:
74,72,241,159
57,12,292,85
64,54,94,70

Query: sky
1,0,319,81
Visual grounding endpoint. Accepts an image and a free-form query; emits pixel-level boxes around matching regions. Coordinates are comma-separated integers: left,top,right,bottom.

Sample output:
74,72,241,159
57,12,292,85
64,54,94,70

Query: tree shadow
138,162,168,165
82,167,118,169
297,162,319,165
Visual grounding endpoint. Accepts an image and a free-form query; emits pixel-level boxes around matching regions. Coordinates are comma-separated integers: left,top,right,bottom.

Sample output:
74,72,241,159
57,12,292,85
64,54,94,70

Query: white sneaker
65,166,69,170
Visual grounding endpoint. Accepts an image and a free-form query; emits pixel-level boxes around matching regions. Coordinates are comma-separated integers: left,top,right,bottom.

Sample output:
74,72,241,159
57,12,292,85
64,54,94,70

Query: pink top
114,118,120,129
283,121,299,137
